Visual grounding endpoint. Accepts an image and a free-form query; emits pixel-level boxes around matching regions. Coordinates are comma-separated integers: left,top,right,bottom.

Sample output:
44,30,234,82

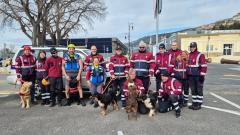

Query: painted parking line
202,105,240,116
187,103,240,116
223,74,240,77
210,92,240,110
0,90,18,95
220,78,240,81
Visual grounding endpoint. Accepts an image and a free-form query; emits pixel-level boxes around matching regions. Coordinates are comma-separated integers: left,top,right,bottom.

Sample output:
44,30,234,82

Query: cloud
0,0,240,46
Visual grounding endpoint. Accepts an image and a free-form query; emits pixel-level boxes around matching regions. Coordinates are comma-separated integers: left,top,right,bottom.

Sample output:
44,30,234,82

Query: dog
125,79,138,120
19,81,32,109
141,91,158,117
93,90,119,116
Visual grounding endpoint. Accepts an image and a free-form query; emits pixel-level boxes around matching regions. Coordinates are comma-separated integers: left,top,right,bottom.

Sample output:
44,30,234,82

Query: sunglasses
190,46,196,48
139,47,145,49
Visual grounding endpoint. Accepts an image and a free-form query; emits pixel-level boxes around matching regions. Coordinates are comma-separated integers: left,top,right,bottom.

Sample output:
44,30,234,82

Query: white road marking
187,103,240,116
117,131,124,135
220,78,240,81
210,92,240,110
202,105,240,116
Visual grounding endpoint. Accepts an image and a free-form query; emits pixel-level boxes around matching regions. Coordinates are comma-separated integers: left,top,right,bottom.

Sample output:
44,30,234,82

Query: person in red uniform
15,45,37,104
35,50,50,105
172,51,189,107
155,43,174,92
187,42,208,110
122,69,150,114
45,47,64,107
84,45,105,68
130,41,155,94
158,72,182,118
109,46,129,108
168,41,182,63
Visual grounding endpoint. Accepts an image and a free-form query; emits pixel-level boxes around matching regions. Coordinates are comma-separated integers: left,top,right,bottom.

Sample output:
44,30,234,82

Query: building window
223,44,232,55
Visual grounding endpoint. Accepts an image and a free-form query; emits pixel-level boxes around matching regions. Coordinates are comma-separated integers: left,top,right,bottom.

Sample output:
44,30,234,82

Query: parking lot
0,64,240,135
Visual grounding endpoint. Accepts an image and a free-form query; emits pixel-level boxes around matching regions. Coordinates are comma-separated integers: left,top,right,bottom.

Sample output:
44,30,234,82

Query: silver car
7,47,92,91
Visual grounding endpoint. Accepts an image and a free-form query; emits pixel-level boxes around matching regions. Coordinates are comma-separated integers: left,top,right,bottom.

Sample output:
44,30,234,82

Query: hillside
131,12,240,47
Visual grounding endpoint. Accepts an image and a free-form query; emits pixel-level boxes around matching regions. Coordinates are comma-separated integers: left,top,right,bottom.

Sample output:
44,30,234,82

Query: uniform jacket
109,54,129,77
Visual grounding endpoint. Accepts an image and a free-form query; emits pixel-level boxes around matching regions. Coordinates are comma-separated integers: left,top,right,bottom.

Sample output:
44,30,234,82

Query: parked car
7,47,91,91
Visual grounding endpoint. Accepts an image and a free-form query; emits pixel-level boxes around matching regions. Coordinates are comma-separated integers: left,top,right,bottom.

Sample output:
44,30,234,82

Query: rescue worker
155,43,174,92
172,51,189,107
35,50,50,105
130,41,155,94
123,69,149,114
45,47,64,107
187,42,208,110
62,44,86,106
109,46,129,108
15,45,37,104
158,72,182,118
168,41,182,63
86,57,106,108
85,45,106,68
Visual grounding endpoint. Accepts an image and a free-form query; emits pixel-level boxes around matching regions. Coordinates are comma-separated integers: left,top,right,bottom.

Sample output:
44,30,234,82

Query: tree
0,0,55,46
0,0,106,47
45,0,106,46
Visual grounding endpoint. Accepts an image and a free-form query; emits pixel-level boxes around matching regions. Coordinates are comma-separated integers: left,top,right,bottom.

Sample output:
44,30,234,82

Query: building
177,30,240,63
45,37,127,57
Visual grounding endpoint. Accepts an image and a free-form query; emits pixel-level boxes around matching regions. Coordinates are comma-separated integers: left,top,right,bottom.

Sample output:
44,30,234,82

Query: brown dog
125,79,138,120
19,81,32,109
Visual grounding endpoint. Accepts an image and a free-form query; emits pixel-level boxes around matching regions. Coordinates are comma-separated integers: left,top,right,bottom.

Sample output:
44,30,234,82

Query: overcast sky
0,0,240,49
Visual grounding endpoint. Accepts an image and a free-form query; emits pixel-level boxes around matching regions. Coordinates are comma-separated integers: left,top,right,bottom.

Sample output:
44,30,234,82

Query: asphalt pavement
0,64,240,135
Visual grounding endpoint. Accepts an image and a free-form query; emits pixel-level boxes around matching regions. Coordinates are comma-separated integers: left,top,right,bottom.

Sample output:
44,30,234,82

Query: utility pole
154,0,162,51
125,23,134,58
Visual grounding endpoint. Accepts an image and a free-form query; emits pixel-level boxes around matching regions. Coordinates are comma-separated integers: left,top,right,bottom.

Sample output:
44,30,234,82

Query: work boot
188,103,198,110
63,98,71,106
31,100,38,105
49,102,56,107
41,100,46,105
45,99,50,106
89,98,95,105
93,100,99,108
175,109,181,118
78,98,86,106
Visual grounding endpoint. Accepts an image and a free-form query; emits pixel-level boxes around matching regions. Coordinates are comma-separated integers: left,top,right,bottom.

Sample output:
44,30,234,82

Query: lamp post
125,23,134,55
207,34,210,58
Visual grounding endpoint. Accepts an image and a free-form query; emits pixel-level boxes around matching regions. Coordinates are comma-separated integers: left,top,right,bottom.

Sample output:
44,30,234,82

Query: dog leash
101,78,113,94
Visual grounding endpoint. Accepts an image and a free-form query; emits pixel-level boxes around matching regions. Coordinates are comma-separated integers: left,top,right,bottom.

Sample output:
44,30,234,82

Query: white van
7,47,92,90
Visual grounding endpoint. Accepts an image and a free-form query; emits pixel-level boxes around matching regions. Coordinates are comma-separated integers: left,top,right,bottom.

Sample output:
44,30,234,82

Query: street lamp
125,23,134,55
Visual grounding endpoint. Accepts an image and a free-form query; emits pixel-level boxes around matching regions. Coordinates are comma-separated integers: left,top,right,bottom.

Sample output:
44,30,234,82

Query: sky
0,0,240,50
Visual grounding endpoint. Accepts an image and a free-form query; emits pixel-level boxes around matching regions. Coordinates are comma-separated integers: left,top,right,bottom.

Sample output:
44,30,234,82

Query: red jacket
158,77,182,97
109,54,129,77
45,56,63,78
130,51,155,77
187,51,207,76
15,54,36,78
84,53,105,68
123,79,144,99
155,52,174,75
168,49,182,63
36,60,47,79
172,59,188,80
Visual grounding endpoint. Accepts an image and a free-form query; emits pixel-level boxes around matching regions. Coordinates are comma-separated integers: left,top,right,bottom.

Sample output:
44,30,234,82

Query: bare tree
45,0,106,46
0,0,55,46
0,0,106,47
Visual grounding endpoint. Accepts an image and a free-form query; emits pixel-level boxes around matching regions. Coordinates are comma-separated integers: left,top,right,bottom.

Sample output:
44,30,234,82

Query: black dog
141,91,158,117
93,90,119,116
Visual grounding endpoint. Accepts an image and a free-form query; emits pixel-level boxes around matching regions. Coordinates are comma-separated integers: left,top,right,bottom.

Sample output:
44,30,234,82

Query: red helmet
23,45,31,51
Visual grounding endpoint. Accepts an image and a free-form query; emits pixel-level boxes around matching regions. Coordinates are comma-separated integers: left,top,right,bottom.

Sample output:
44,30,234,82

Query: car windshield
82,49,91,55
